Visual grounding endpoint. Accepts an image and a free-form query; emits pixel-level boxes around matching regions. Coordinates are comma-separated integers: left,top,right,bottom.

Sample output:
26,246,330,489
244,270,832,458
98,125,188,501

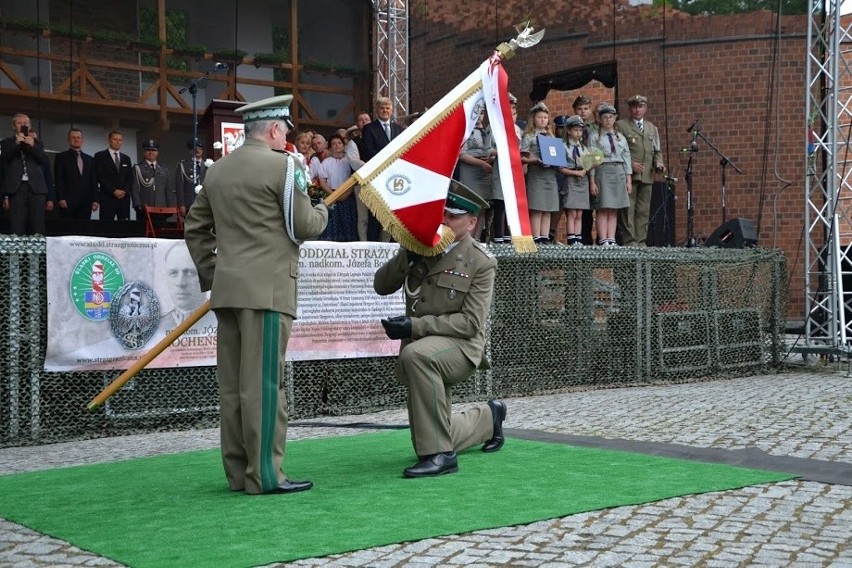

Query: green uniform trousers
619,180,654,246
397,335,494,456
215,307,293,494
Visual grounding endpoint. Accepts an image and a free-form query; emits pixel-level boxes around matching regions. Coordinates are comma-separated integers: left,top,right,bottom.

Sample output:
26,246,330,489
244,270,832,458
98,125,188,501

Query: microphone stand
179,64,227,187
693,128,742,224
685,133,698,248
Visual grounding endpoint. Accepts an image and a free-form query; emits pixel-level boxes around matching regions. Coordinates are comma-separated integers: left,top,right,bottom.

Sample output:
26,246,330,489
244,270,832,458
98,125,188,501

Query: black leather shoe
482,400,507,453
403,452,458,478
267,479,313,494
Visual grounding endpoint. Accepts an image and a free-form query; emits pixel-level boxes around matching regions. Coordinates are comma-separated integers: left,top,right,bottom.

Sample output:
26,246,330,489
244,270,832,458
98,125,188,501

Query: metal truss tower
373,0,409,120
804,0,852,355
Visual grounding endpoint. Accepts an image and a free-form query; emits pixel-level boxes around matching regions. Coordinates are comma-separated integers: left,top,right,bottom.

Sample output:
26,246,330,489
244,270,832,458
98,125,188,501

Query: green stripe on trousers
259,310,280,492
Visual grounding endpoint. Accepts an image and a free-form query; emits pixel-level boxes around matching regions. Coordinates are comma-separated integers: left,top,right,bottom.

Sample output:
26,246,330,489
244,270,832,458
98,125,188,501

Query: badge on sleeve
294,166,308,194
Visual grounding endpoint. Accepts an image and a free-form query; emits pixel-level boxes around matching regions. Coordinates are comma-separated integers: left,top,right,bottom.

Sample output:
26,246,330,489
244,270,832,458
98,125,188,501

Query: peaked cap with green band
235,94,294,128
445,180,489,216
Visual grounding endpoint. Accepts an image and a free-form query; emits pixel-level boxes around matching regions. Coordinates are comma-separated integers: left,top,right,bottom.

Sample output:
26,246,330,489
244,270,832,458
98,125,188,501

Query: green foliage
254,52,290,65
302,59,365,76
211,48,247,62
175,44,208,57
0,18,45,34
653,0,808,14
48,23,90,40
271,25,291,91
139,6,189,74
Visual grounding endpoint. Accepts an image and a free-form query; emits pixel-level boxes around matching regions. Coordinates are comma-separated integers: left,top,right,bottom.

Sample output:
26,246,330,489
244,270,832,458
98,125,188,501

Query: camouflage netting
0,236,786,447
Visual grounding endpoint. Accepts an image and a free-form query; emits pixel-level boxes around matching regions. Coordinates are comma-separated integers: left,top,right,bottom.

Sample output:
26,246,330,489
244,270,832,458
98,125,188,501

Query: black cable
35,0,43,134
68,0,74,127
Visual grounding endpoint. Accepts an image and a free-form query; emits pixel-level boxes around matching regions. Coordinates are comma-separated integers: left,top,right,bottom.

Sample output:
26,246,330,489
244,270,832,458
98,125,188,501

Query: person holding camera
1,113,52,235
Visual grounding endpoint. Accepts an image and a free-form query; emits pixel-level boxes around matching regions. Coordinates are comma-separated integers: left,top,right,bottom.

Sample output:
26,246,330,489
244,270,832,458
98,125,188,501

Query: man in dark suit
1,113,51,235
361,97,403,241
54,127,98,220
175,138,206,215
94,130,133,221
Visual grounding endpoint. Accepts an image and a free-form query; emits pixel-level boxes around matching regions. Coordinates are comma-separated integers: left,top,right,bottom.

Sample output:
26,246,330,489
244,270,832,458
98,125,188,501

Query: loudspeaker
706,218,758,248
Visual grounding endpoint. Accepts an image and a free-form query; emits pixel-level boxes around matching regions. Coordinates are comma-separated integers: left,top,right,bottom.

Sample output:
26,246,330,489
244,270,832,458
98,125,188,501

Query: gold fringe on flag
358,184,455,256
511,235,538,253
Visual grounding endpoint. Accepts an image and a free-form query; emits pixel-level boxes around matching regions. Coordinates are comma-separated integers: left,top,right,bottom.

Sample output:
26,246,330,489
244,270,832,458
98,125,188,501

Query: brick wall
411,0,808,318
48,0,139,102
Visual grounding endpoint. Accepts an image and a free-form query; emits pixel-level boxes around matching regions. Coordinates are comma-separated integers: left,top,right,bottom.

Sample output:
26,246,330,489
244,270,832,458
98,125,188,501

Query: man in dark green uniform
185,94,328,494
374,181,507,478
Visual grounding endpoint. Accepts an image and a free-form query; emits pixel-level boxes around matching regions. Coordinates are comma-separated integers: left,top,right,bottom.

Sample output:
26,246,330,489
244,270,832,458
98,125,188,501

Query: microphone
214,62,229,71
690,128,699,151
664,175,678,183
686,119,700,133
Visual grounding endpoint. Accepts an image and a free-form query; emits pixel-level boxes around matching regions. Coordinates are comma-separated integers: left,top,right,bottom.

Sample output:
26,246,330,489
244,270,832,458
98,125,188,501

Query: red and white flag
354,54,535,255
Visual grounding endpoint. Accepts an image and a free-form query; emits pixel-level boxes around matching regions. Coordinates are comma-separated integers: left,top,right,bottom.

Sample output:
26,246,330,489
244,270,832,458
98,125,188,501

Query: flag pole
86,302,212,411
86,186,348,412
87,24,545,411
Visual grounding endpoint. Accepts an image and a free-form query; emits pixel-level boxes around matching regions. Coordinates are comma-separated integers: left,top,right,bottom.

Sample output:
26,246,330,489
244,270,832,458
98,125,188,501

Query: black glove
405,249,423,267
381,315,412,340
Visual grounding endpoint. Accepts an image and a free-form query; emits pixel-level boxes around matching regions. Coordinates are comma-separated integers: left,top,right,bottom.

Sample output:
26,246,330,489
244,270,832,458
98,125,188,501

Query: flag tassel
359,186,455,256
511,235,537,253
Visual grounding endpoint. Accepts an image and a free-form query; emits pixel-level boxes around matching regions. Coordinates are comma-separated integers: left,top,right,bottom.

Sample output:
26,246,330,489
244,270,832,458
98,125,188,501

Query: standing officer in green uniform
374,180,507,478
184,94,328,495
616,94,665,246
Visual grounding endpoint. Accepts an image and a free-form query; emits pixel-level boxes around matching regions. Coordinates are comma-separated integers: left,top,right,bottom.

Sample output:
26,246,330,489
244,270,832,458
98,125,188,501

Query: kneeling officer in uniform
374,180,507,478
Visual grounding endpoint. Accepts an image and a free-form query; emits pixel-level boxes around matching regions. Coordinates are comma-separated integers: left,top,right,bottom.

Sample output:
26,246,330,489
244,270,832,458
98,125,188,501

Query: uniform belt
601,162,622,165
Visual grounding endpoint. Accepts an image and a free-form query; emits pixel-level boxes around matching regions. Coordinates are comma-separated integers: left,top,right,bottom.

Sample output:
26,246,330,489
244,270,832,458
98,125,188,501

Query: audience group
295,91,664,247
1,91,663,245
461,92,665,247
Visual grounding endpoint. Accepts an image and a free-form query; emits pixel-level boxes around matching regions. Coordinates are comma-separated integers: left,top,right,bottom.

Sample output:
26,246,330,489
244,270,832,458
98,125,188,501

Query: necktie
582,125,589,146
76,151,83,175
114,152,120,170
637,121,643,133
573,146,580,164
607,132,616,154
383,122,391,140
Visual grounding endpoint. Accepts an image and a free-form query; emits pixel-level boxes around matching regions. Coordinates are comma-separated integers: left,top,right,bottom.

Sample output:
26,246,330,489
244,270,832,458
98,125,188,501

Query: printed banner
44,237,404,372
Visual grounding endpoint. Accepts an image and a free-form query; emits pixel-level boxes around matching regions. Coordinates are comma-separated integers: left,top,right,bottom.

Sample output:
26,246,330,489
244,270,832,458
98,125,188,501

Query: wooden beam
0,60,28,90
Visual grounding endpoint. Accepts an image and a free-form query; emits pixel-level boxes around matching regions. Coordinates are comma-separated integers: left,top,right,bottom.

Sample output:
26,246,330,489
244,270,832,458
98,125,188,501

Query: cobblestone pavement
1,370,851,567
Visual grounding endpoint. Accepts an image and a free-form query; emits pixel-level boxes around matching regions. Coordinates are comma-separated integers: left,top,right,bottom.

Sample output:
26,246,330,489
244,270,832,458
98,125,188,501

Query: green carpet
0,430,794,567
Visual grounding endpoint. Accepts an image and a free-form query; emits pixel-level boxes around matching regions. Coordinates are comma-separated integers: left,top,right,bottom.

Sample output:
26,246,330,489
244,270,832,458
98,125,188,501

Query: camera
20,125,29,136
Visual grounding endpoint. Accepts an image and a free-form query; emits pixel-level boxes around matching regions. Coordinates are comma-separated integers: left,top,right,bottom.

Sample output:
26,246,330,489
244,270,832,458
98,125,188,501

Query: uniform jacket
374,235,497,368
53,148,97,208
0,136,50,196
175,157,207,209
93,149,133,202
184,138,328,316
616,118,663,185
131,161,175,209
